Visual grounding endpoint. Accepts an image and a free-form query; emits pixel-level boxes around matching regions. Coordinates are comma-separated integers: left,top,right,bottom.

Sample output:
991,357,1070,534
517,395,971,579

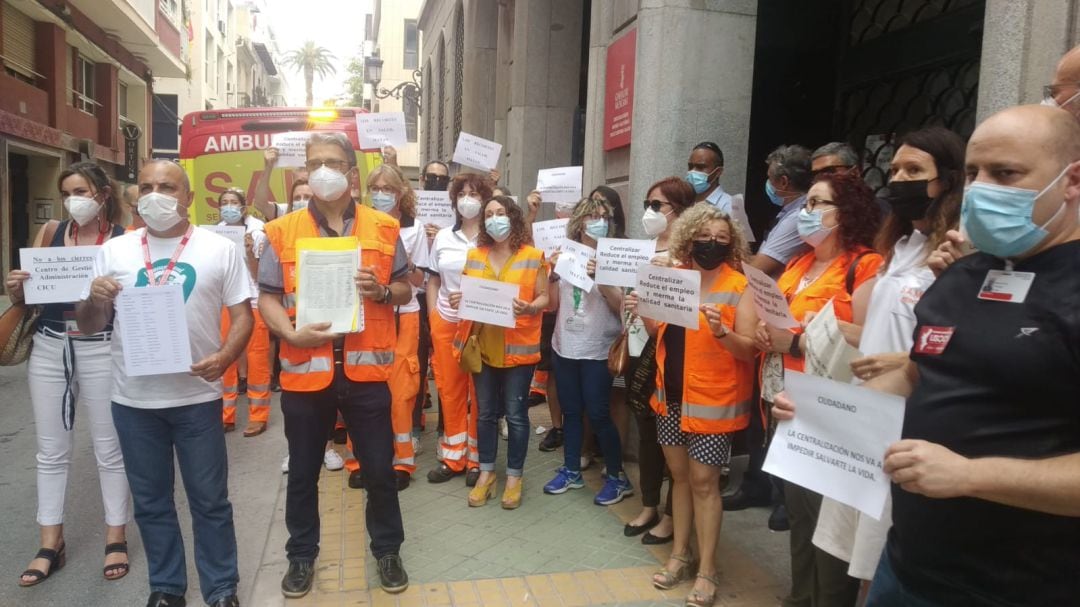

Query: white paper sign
19,246,99,304
804,300,862,383
531,218,569,257
763,371,905,520
415,190,456,229
595,238,655,288
203,225,246,255
742,262,799,329
554,240,595,292
270,131,312,168
730,194,756,243
536,166,583,205
634,265,701,329
452,132,502,171
117,284,193,376
459,275,518,328
296,249,363,334
356,112,407,150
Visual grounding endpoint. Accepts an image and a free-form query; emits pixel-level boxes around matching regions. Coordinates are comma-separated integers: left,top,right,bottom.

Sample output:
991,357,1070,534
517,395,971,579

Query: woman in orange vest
450,195,549,509
739,171,883,607
626,205,757,607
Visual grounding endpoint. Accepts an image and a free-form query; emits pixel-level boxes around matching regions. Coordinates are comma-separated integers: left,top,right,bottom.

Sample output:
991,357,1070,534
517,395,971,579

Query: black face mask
879,179,937,221
423,175,450,191
691,240,730,270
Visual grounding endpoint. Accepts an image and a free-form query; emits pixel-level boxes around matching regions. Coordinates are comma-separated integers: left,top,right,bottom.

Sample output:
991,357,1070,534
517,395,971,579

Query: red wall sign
603,28,636,151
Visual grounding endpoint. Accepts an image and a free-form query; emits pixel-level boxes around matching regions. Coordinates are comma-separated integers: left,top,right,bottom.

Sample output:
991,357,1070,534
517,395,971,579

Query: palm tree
282,41,337,107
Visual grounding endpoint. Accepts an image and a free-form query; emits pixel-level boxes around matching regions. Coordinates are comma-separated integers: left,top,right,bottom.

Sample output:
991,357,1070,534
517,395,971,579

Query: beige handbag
0,303,41,366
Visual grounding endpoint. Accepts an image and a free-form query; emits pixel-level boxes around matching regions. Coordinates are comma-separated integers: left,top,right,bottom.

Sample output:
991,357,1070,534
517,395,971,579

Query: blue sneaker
543,467,584,494
594,474,634,505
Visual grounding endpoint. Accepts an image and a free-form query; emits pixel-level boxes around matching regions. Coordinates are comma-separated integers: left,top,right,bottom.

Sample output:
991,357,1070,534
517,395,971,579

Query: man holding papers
257,133,412,598
77,160,253,607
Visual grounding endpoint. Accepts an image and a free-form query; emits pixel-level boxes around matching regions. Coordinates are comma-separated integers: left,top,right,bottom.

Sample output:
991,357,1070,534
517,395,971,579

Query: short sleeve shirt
705,185,733,214
424,226,477,322
758,195,810,266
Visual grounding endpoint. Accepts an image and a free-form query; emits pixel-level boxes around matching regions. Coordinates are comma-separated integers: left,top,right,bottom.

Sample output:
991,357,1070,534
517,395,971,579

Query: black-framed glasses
423,173,450,184
805,197,837,211
305,159,350,172
643,199,669,212
692,236,730,244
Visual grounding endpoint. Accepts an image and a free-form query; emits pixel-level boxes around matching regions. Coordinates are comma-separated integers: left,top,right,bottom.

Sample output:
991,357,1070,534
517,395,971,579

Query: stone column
461,0,499,144
976,0,1080,121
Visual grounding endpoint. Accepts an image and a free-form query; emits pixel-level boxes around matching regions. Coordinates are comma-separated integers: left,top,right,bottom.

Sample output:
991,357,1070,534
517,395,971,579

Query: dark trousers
782,481,859,607
553,355,622,475
413,295,431,431
282,367,404,562
636,411,673,515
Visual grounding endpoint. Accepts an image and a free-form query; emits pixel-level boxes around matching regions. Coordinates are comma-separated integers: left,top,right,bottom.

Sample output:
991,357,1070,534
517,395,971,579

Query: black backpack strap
845,251,873,294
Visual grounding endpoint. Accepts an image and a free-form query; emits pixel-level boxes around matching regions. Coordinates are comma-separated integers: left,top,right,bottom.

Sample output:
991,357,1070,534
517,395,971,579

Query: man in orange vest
258,133,410,598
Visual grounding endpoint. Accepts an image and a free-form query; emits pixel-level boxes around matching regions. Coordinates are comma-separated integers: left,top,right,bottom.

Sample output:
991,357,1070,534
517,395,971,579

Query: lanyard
572,285,583,312
142,225,194,287
71,221,109,246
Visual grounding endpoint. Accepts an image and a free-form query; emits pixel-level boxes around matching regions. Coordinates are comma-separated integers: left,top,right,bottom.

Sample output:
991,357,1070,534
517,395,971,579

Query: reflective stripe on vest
684,399,751,421
703,290,741,306
465,259,486,271
281,356,333,374
345,350,394,366
459,245,545,366
509,258,541,271
506,343,540,356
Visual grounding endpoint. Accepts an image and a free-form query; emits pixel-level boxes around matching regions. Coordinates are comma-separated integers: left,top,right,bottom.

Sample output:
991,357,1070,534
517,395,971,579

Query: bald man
1043,44,1080,119
781,106,1080,606
77,160,253,607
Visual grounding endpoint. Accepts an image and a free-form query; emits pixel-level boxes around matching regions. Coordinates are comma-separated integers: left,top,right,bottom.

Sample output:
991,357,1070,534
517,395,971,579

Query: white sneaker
412,435,423,456
281,455,289,474
500,418,509,440
324,449,345,471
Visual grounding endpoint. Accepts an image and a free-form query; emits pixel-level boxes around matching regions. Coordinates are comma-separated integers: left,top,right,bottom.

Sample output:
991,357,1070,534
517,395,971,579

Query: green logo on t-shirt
135,260,197,301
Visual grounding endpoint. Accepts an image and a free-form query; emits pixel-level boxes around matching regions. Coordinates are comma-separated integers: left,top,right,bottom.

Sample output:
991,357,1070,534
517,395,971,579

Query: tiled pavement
250,403,787,607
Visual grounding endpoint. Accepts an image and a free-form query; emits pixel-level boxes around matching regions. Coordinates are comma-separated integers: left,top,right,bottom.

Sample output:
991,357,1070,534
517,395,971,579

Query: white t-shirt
218,215,267,305
424,226,476,322
552,278,622,360
87,226,251,409
397,224,430,314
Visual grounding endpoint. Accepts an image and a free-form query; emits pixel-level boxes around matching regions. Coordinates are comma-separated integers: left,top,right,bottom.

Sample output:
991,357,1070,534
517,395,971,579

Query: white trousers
28,332,130,526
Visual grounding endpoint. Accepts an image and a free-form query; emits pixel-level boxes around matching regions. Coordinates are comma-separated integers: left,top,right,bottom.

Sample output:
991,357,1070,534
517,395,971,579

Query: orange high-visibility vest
265,204,399,391
454,245,545,367
651,264,753,434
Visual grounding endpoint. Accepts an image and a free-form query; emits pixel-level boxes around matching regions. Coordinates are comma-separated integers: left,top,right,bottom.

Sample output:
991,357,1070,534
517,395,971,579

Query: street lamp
364,56,422,114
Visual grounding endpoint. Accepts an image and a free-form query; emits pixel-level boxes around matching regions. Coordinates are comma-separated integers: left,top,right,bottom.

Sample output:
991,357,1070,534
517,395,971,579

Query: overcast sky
264,0,373,106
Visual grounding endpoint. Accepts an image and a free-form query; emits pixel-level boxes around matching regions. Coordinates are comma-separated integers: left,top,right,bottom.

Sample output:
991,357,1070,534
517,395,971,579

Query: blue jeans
865,548,943,607
474,363,534,476
553,354,622,475
112,400,238,604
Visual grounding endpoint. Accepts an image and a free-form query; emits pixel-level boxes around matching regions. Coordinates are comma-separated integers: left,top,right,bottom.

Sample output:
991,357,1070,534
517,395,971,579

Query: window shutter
2,3,37,78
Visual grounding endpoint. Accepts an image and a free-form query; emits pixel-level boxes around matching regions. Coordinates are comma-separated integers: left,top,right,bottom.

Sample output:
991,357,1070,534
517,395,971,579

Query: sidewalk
249,404,786,607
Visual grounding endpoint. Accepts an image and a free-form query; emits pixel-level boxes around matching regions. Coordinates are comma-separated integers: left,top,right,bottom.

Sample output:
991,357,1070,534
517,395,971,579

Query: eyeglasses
1043,83,1080,101
642,199,669,212
305,159,350,173
692,236,729,243
424,173,450,184
368,185,397,195
805,198,837,211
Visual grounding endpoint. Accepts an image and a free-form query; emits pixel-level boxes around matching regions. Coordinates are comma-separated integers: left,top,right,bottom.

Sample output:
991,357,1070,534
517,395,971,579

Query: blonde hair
667,204,750,269
565,197,614,243
366,164,417,219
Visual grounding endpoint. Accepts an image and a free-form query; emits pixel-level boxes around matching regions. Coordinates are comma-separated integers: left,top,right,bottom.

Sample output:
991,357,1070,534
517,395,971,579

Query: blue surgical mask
584,218,608,240
485,216,512,242
686,170,713,194
765,179,786,206
219,205,243,224
371,191,396,213
961,167,1070,259
796,208,836,247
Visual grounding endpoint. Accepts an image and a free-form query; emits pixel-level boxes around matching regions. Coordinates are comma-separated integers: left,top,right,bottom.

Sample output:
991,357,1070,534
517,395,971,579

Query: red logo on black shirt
914,326,954,355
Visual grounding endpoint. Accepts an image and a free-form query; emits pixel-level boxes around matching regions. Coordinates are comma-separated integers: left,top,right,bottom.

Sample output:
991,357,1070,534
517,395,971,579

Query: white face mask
641,208,669,237
139,192,183,232
457,195,482,219
308,165,350,201
64,195,101,226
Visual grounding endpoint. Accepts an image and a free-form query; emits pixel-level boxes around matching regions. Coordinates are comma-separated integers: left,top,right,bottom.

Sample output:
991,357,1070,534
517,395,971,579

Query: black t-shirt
888,240,1080,606
663,325,686,404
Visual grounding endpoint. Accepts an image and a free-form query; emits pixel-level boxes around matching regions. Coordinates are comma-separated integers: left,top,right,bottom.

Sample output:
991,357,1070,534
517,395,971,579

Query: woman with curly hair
449,195,549,509
625,204,758,606
741,171,883,607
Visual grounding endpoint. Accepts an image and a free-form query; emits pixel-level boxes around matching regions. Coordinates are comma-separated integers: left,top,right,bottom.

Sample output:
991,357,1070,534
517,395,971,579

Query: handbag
0,303,42,366
607,328,630,377
625,334,658,418
458,321,483,374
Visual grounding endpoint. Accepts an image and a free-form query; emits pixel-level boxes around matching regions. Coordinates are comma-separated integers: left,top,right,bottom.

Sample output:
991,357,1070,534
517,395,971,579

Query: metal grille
437,39,446,161
423,61,432,162
453,4,464,144
849,0,982,45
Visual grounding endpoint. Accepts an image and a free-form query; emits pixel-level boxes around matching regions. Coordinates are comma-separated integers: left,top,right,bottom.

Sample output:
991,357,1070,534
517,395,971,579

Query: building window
73,54,97,115
205,32,213,84
405,89,418,143
404,19,418,70
2,3,38,83
152,93,180,152
118,82,129,123
159,0,179,19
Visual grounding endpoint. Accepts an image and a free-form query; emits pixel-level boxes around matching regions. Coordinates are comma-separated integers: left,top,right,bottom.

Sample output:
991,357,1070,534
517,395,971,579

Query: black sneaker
395,470,410,491
465,468,480,487
377,554,409,594
280,561,314,598
348,470,365,489
146,592,186,607
527,392,546,408
538,427,564,452
768,503,790,532
426,463,462,483
208,596,239,607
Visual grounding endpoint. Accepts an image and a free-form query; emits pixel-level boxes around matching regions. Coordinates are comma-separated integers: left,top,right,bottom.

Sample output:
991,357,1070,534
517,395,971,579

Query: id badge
63,312,83,336
565,315,585,333
977,270,1034,303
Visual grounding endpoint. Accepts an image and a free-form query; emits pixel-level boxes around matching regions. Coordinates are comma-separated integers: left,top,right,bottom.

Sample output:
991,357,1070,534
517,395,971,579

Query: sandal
104,541,129,581
685,572,721,607
652,553,696,590
18,543,66,587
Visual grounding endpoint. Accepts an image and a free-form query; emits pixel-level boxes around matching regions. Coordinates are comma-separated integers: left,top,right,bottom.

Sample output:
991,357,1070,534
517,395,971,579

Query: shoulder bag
0,220,59,365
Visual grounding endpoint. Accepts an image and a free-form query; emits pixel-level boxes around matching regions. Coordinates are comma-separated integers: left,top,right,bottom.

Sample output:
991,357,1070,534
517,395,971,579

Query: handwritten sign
763,371,905,520
634,265,701,329
554,240,595,292
270,131,311,168
452,132,502,171
459,275,518,328
19,246,99,304
531,218,569,257
536,166,583,205
742,262,799,329
356,112,407,150
595,238,655,287
415,191,456,229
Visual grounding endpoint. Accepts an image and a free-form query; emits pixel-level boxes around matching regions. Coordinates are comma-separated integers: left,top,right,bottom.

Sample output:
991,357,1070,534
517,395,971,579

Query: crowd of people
5,44,1080,607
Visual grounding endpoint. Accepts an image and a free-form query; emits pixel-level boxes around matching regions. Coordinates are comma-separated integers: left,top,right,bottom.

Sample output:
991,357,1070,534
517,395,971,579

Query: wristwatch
789,331,804,358
380,284,392,304
714,324,729,338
